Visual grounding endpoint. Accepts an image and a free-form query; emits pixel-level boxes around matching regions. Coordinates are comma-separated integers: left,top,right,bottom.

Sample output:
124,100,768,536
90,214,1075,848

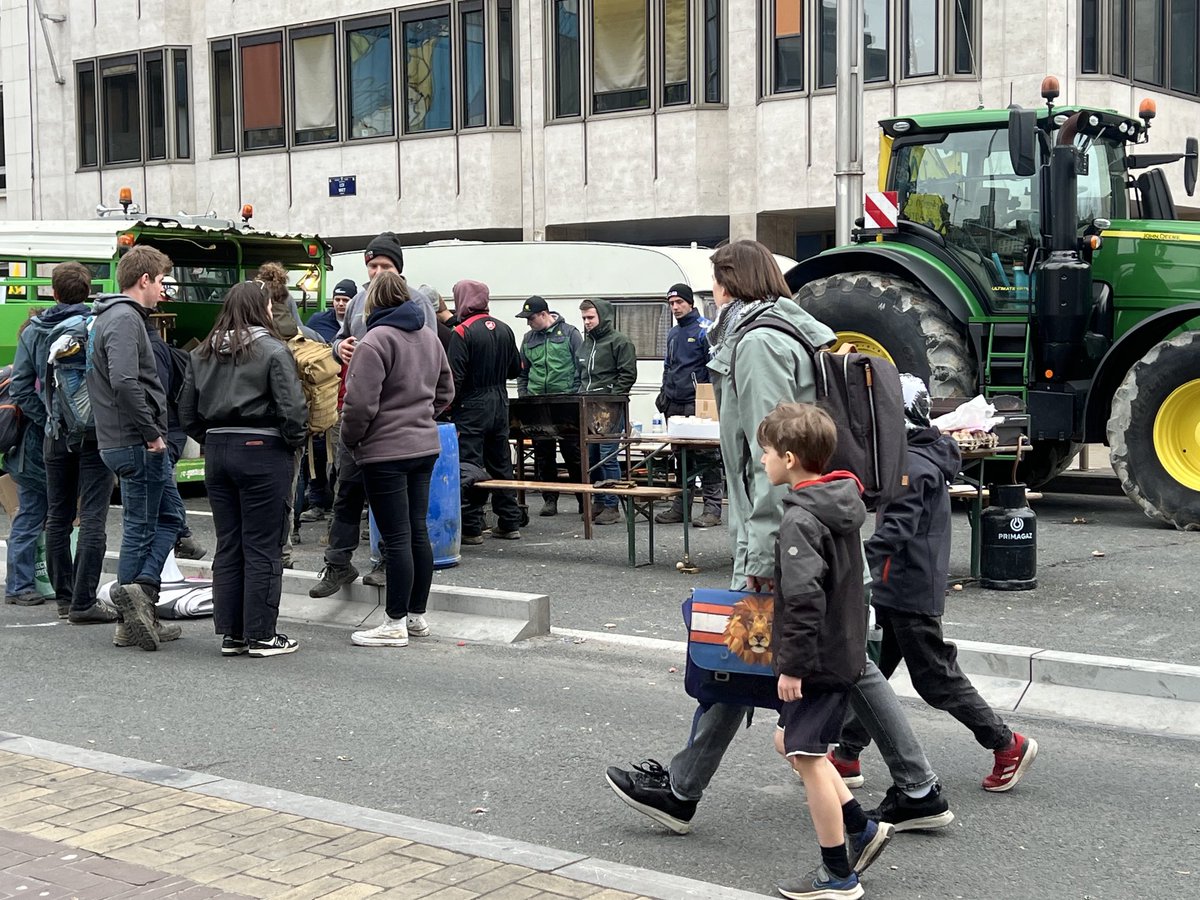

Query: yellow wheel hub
834,331,895,363
1153,379,1200,490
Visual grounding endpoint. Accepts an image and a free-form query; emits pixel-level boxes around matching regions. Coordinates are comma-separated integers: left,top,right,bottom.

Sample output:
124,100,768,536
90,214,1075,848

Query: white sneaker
406,614,430,637
351,618,408,647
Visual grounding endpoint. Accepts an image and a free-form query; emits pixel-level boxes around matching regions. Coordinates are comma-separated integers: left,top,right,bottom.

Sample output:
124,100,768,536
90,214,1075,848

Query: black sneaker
604,760,696,835
309,564,359,598
69,600,119,625
221,635,249,656
248,634,299,657
174,534,207,560
866,782,955,832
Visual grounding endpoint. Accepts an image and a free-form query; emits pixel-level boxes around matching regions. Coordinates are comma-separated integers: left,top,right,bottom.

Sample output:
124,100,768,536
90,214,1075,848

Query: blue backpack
45,314,97,449
682,589,781,713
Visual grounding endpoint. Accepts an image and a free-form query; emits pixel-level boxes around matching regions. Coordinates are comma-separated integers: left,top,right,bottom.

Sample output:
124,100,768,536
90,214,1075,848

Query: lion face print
723,595,773,666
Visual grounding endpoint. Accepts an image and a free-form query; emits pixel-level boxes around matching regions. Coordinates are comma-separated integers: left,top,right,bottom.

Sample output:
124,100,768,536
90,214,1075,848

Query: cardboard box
0,473,20,520
695,383,718,420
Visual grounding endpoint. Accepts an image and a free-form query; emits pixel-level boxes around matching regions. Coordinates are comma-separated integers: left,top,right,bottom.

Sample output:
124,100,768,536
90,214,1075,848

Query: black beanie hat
666,283,694,306
364,232,404,273
332,278,357,299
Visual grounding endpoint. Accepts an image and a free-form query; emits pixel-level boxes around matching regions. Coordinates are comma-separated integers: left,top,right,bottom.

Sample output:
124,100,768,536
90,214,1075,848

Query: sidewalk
0,734,769,900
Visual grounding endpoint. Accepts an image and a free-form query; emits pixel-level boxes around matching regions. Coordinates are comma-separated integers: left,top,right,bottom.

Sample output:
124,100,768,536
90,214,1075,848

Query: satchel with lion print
682,589,781,712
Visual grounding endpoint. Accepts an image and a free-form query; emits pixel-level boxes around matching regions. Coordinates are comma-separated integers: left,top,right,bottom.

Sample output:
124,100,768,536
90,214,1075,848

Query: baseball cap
516,295,550,319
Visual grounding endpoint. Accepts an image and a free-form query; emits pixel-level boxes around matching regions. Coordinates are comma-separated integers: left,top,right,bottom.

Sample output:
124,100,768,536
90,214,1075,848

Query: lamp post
835,0,865,246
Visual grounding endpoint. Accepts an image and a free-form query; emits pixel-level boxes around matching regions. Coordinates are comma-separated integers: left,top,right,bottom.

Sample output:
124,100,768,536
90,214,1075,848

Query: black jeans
43,434,114,613
456,394,521,535
205,433,293,641
324,438,368,569
532,437,583,506
363,455,437,620
840,608,1013,754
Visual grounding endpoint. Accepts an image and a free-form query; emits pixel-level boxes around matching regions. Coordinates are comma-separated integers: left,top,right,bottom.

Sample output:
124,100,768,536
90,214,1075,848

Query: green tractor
787,77,1200,530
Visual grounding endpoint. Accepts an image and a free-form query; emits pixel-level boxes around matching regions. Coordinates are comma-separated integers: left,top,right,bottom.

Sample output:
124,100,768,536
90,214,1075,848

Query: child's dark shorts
776,689,851,757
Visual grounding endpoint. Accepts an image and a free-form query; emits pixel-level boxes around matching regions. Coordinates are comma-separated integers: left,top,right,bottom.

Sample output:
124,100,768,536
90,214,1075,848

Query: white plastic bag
931,395,1003,433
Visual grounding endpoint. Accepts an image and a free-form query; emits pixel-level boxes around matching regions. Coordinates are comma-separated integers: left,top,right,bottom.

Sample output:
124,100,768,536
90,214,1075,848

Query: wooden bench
474,479,681,566
948,485,1044,502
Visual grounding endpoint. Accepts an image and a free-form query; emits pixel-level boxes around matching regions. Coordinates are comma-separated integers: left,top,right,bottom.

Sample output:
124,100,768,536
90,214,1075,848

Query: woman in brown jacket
340,272,454,647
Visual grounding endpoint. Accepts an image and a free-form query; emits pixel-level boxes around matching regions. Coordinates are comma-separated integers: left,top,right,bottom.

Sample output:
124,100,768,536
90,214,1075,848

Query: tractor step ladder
980,320,1030,402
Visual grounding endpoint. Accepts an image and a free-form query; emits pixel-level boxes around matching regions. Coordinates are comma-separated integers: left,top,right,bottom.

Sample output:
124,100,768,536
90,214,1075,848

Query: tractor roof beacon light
119,187,133,214
1041,75,1061,114
241,204,253,225
117,232,136,248
1139,98,1157,123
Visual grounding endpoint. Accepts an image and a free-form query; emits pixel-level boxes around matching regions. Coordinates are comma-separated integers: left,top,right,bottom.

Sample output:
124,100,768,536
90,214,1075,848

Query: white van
331,241,798,424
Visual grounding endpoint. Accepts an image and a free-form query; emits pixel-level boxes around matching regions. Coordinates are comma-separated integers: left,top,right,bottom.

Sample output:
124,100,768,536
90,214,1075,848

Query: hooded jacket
10,302,93,431
448,280,520,403
86,294,168,450
867,426,961,616
518,312,582,397
341,302,454,464
658,307,711,412
577,298,637,395
178,327,308,450
772,473,868,691
708,296,836,587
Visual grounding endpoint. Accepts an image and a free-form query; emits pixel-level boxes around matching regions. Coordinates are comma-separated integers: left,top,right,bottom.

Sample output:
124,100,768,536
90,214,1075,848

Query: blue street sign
329,176,357,197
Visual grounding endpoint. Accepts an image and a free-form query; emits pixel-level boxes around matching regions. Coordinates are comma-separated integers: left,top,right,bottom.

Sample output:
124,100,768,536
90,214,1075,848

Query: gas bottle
979,483,1037,590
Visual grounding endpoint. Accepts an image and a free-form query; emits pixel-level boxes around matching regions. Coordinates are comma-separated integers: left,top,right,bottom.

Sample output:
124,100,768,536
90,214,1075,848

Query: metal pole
835,0,865,245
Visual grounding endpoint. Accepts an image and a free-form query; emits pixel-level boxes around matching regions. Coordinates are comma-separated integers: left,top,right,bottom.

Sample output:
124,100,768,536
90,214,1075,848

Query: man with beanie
516,295,584,517
449,279,523,543
308,279,356,343
654,284,723,528
834,374,1038,797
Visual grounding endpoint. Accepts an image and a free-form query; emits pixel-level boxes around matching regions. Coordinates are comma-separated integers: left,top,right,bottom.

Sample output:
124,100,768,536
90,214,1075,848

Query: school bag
165,343,191,406
45,314,97,449
0,365,24,456
682,589,781,713
287,334,341,472
732,314,907,511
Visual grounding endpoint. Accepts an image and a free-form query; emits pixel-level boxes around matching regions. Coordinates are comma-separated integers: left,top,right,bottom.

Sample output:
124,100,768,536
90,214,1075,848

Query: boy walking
759,402,892,900
835,375,1037,795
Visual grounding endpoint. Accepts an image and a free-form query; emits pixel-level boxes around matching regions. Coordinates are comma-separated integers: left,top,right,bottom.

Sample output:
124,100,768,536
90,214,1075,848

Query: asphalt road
1,610,1198,899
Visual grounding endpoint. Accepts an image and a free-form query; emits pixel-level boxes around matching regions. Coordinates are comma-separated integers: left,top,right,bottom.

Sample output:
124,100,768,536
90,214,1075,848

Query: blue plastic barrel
427,423,461,568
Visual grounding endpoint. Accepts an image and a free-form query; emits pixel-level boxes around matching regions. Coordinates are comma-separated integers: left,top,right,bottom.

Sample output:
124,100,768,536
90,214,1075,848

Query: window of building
461,2,488,127
903,0,939,78
1081,0,1101,73
1094,0,1199,96
402,9,452,133
173,50,191,159
703,0,721,102
1112,0,1130,77
593,0,650,113
101,56,141,165
212,41,236,153
77,62,99,168
553,0,582,117
346,18,395,139
952,0,975,73
240,33,285,150
145,51,167,161
1170,0,1198,93
663,0,690,106
817,1,836,89
1133,0,1165,85
497,0,516,124
292,26,338,145
865,0,890,81
0,90,6,191
770,0,805,94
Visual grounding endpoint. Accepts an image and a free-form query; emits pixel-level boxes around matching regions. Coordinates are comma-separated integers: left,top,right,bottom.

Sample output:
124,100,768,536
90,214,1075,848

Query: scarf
708,298,772,357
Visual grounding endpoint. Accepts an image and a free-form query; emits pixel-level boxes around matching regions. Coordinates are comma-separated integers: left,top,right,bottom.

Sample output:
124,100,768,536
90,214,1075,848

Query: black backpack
165,344,190,406
0,365,24,456
732,316,908,511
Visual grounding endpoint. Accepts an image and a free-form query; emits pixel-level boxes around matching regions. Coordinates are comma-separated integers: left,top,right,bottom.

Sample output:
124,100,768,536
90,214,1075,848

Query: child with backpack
758,402,891,900
833,375,1038,798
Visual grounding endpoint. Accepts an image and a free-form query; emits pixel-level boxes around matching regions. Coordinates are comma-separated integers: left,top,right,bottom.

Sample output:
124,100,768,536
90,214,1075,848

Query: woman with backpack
339,271,453,648
178,282,308,658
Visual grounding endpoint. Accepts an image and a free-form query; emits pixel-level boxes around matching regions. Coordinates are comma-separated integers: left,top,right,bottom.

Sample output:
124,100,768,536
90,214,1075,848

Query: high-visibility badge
865,191,900,230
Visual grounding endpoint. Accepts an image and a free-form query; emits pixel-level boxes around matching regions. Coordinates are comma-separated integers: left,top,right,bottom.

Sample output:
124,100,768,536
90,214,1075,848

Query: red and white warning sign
864,191,899,230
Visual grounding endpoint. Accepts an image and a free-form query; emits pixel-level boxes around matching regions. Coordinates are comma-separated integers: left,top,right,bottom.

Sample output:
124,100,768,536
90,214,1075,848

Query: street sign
864,191,899,230
329,176,357,197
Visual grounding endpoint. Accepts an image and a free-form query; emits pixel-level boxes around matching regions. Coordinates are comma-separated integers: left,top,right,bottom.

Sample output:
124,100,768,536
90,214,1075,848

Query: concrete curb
0,731,774,900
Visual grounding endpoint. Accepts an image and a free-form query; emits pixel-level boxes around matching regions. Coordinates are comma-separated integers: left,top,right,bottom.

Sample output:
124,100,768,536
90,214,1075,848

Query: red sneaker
828,751,865,788
983,732,1038,792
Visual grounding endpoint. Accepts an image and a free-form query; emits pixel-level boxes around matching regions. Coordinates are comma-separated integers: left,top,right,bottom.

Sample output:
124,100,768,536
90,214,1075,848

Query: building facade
1,0,1198,255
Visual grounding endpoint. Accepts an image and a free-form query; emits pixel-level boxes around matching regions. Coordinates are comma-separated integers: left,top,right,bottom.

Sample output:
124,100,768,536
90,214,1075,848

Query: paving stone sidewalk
0,749,650,900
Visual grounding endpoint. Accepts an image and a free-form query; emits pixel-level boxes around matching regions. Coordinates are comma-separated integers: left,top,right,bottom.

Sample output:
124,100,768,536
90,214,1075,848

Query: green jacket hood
588,298,615,337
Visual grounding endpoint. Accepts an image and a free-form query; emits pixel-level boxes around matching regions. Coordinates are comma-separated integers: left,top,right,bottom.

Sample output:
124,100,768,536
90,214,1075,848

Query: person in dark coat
307,279,356,343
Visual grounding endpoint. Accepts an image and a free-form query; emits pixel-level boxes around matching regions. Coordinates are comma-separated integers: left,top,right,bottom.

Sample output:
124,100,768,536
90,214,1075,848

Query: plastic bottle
651,414,664,434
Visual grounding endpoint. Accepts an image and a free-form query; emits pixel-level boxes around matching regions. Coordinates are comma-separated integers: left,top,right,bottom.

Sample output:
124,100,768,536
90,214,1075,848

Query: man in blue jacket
654,284,722,528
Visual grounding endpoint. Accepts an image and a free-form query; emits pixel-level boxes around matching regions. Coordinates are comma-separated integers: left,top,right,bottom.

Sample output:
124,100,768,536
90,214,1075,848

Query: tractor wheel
1017,439,1082,487
1108,332,1200,530
793,271,975,398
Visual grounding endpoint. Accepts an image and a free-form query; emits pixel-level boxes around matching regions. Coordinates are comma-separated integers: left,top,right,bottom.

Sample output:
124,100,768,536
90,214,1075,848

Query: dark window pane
173,50,190,158
101,58,141,165
592,0,649,112
78,65,99,167
953,0,974,74
240,37,285,149
293,32,338,144
663,0,689,105
703,0,720,102
773,0,804,93
1133,0,1164,85
1170,0,1198,93
554,0,581,117
1112,0,1129,77
403,14,452,132
1081,0,1100,74
347,23,395,138
462,8,487,127
145,54,167,160
213,44,235,153
904,0,939,78
818,0,836,89
0,92,6,189
498,0,515,124
865,0,889,82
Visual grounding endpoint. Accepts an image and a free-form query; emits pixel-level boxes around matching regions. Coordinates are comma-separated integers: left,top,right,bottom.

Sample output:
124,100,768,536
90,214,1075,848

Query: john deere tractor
787,77,1200,530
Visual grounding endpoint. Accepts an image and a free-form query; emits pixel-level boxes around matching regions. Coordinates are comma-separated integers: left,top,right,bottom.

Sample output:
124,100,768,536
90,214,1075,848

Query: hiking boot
777,865,863,900
57,601,71,619
114,617,182,647
406,613,430,637
351,618,408,647
692,512,722,529
539,500,558,517
866,782,955,832
109,584,159,651
173,534,207,560
461,533,484,546
221,635,249,656
309,563,359,598
654,507,685,524
489,526,520,540
69,600,119,625
594,507,621,526
4,591,44,607
983,732,1038,792
847,819,894,874
604,760,696,835
299,506,330,523
362,560,386,587
828,751,865,788
248,634,299,657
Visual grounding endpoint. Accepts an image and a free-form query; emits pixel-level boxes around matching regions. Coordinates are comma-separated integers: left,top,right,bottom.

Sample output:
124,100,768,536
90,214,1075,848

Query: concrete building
1,0,1198,255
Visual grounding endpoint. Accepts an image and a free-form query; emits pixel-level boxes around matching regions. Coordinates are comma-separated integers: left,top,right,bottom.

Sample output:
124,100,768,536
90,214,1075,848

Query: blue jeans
588,417,625,509
101,444,186,589
4,473,48,597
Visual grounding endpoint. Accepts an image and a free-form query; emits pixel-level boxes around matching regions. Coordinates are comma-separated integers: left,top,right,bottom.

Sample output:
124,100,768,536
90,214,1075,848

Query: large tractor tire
1108,332,1200,530
793,272,975,398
